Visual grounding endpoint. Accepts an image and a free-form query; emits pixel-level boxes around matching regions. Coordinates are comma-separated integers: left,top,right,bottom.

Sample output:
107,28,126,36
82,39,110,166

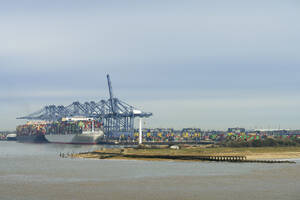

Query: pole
139,118,142,144
92,120,95,132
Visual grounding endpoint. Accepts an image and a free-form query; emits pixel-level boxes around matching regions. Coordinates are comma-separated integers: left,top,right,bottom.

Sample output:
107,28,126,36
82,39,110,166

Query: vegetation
92,145,300,156
219,138,300,148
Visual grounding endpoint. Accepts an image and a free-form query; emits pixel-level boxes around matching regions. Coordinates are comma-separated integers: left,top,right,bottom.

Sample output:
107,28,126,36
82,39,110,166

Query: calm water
0,141,299,200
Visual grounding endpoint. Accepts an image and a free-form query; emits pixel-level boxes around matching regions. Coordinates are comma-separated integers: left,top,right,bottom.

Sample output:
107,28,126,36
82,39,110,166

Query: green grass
123,146,300,155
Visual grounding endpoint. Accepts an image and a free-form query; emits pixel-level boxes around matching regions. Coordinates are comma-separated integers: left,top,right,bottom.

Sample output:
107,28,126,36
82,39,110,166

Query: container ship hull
17,135,48,143
6,134,17,141
7,137,17,141
45,132,104,144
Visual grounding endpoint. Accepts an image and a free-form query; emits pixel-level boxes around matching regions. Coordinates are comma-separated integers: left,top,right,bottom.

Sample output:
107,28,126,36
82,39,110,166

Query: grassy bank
72,146,300,161
220,138,300,147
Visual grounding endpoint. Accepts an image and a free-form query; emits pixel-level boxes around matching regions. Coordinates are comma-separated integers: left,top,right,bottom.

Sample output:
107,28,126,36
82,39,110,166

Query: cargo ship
16,121,48,143
44,130,103,144
44,117,104,144
16,118,104,144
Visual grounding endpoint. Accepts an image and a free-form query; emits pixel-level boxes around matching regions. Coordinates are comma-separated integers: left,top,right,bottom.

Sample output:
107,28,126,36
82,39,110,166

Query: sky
0,0,300,130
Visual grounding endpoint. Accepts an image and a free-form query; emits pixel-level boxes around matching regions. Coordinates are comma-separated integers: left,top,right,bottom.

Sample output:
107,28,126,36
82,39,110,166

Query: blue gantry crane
17,74,152,136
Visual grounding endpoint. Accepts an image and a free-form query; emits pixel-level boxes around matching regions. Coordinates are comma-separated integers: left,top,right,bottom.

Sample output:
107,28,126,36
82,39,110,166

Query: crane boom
18,74,153,135
107,74,115,113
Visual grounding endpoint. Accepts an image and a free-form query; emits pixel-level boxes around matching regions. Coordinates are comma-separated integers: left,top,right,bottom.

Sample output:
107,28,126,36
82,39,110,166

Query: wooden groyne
241,159,295,164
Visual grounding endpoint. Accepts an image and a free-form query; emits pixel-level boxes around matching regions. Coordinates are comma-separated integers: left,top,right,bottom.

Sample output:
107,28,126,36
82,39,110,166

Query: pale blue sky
1,0,300,130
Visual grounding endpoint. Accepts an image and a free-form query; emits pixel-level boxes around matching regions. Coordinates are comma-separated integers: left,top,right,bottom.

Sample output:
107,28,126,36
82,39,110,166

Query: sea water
0,141,299,200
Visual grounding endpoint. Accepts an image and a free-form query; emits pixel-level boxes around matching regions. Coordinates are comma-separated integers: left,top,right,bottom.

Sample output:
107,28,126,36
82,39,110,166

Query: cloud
0,0,300,130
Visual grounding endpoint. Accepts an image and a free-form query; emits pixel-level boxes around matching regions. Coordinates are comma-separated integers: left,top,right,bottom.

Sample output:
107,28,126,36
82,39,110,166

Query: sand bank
72,146,300,162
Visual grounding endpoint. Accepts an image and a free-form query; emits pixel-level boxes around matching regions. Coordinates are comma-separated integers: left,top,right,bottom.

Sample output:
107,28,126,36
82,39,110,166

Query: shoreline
71,146,300,162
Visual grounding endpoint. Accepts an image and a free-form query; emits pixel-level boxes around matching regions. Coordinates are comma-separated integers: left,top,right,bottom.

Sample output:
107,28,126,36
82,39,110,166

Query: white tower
139,118,142,144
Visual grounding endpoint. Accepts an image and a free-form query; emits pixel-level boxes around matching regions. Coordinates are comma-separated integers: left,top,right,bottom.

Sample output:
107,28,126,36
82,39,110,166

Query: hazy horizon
1,0,300,131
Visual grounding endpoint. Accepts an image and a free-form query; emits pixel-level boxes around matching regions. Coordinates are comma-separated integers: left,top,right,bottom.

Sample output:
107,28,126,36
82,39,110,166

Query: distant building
228,128,246,134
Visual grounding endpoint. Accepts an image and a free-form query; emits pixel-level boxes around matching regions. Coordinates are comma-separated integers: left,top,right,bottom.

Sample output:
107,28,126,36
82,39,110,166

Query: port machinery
17,75,152,138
